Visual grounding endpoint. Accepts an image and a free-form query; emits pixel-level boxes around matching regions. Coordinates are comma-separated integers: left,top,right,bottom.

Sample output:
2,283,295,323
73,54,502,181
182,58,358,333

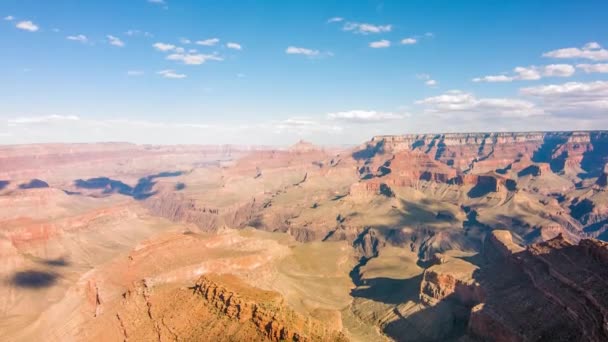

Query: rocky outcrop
113,274,347,342
419,254,484,307
467,232,608,342
192,274,347,341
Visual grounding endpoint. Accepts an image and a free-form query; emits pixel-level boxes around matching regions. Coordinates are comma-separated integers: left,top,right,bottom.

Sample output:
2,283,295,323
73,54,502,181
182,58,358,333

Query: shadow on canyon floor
350,274,424,305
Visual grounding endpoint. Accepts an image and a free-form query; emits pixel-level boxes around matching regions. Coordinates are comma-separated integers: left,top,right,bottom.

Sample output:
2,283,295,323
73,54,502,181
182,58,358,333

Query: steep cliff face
142,192,260,232
467,231,608,342
406,231,608,342
419,254,484,307
360,131,608,175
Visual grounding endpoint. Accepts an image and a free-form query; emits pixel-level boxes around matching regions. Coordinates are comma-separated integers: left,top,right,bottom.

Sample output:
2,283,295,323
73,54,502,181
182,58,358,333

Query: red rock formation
114,275,347,342
467,231,608,342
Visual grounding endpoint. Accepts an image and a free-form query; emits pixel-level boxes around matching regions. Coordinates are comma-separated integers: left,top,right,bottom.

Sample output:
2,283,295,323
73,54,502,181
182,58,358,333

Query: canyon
1,131,608,341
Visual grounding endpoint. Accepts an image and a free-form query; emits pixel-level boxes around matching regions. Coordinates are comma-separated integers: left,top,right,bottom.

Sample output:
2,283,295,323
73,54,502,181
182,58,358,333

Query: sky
1,0,608,146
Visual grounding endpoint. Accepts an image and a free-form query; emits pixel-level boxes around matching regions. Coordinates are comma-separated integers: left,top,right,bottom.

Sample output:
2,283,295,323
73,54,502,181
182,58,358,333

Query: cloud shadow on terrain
73,170,184,200
18,179,49,189
9,270,58,289
467,181,496,198
38,257,70,267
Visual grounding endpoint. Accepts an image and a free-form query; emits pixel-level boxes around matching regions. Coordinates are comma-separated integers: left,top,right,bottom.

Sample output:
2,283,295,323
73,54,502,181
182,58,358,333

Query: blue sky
1,0,607,145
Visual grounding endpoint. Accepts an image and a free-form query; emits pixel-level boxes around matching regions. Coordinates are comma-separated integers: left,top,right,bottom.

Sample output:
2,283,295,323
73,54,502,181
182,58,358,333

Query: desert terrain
1,131,608,341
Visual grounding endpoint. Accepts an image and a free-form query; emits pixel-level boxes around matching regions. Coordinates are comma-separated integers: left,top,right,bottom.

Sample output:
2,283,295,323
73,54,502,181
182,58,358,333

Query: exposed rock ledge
191,274,348,342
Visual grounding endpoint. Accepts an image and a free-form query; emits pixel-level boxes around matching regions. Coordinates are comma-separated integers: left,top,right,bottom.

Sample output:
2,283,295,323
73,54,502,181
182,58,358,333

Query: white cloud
179,37,191,44
4,15,14,21
327,17,344,23
8,115,80,124
543,64,576,77
327,110,404,123
543,42,608,61
153,42,176,51
157,69,186,79
226,42,242,50
166,52,223,65
401,38,417,45
416,90,543,118
513,66,542,80
576,63,608,73
196,38,219,46
417,74,438,87
107,35,125,47
473,64,575,82
148,0,165,4
273,117,342,134
66,34,88,43
16,20,38,32
584,42,602,50
286,46,320,56
472,75,514,83
343,22,392,34
520,81,608,113
369,40,391,48
126,70,144,76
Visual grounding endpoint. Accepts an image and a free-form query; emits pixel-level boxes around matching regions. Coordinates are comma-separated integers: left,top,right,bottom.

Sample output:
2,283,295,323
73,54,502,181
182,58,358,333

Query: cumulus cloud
16,20,38,32
285,46,320,56
576,63,608,73
416,90,543,118
520,81,608,114
327,110,404,123
369,40,391,48
148,0,165,4
4,15,14,21
543,42,608,61
166,52,223,65
107,35,125,47
401,38,417,45
226,42,242,50
343,22,392,34
473,64,575,82
543,64,576,77
157,69,186,79
327,17,344,23
196,38,219,46
153,42,176,51
179,37,191,44
8,115,80,124
425,79,438,86
66,34,88,43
